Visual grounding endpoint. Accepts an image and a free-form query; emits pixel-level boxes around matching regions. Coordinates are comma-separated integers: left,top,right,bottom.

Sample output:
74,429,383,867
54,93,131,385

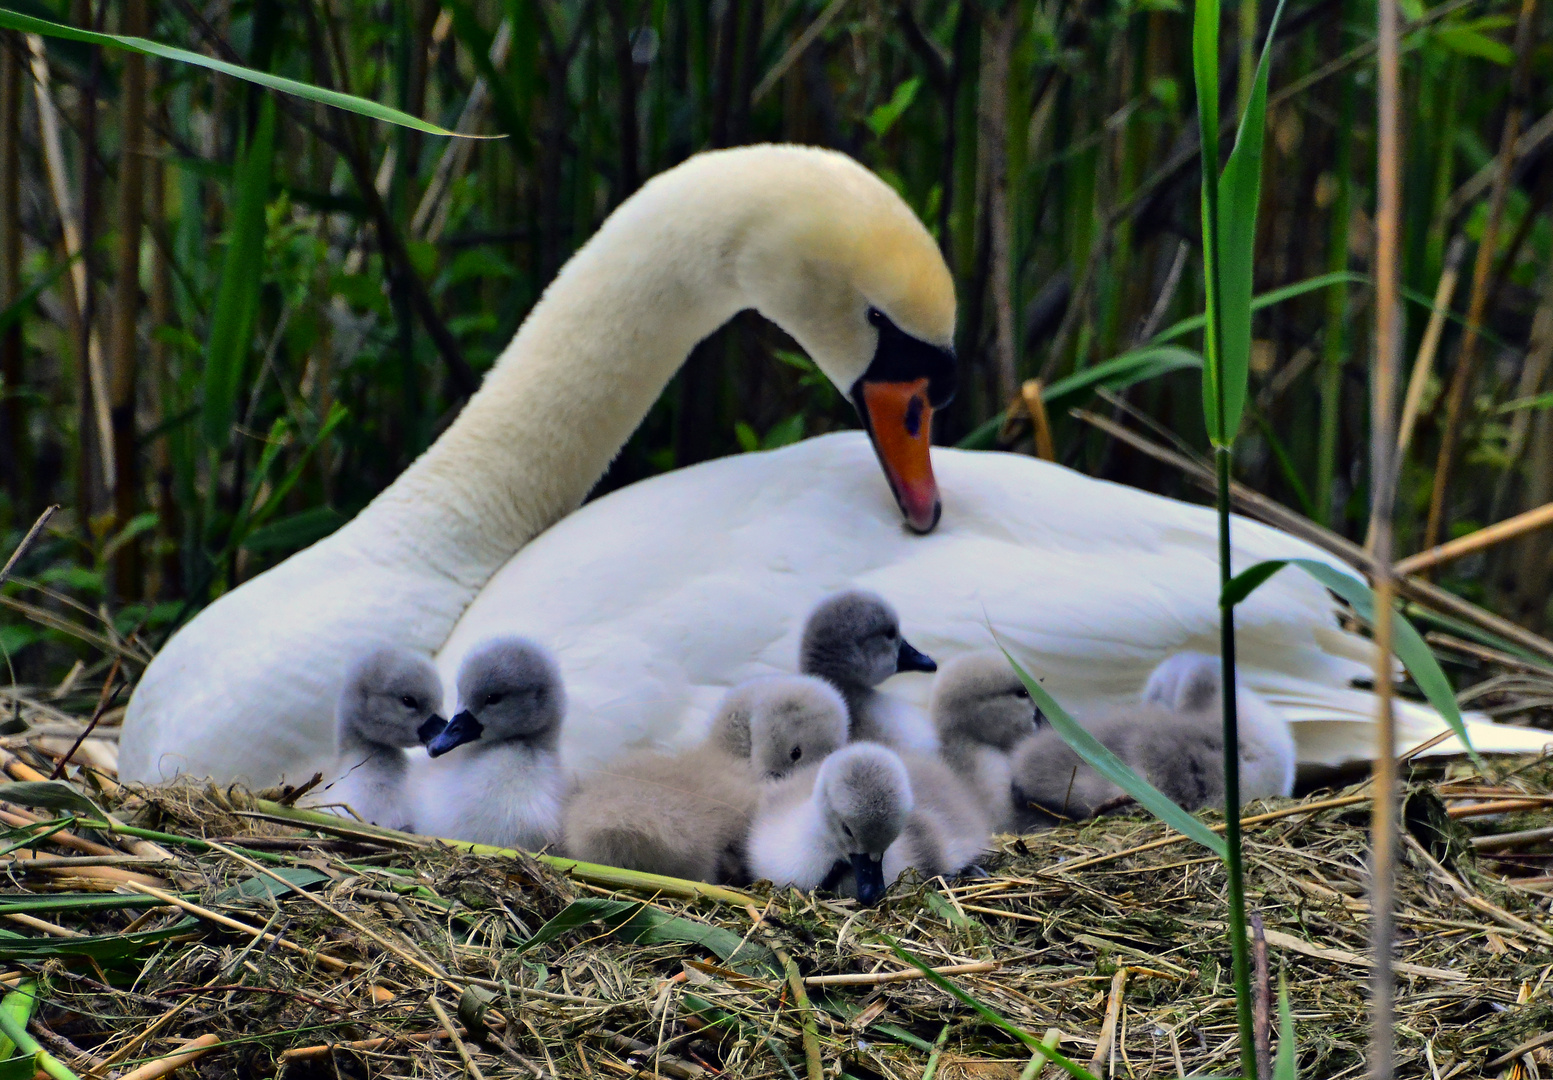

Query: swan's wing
441,431,1527,770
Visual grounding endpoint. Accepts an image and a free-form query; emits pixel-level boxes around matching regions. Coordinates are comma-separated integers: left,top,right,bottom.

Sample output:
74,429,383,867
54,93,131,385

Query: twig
1487,1031,1553,1070
1472,824,1553,851
1394,236,1466,463
1395,501,1553,577
51,656,122,780
114,1034,221,1080
0,506,56,588
803,961,998,986
1250,913,1271,1080
427,996,486,1080
752,0,851,103
778,951,823,1080
1087,967,1127,1075
277,1027,460,1062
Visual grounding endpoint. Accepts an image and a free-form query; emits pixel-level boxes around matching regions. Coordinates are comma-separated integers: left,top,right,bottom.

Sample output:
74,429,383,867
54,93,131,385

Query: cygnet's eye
1013,687,1030,700
400,695,419,709
484,692,505,707
866,306,884,327
840,823,854,839
789,745,802,762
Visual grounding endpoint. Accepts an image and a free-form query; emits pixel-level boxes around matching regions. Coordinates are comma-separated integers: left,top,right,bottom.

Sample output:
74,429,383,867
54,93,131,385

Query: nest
0,734,1542,1080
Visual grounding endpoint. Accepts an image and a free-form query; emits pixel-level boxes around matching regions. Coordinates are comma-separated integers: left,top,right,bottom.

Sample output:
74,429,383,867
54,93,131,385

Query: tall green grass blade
1192,0,1223,441
1274,975,1297,1079
884,937,1100,1080
201,96,275,450
1214,0,1288,444
1221,558,1484,770
1148,272,1367,346
1042,346,1205,407
995,643,1229,858
0,9,476,138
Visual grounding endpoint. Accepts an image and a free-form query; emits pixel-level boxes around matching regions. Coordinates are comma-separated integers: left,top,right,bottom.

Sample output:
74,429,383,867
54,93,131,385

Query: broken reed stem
779,951,823,1080
803,961,998,986
0,505,57,588
1394,500,1553,577
278,1027,459,1062
1087,966,1128,1074
1251,913,1272,1080
1394,235,1465,462
114,1034,221,1080
426,997,486,1080
1370,0,1404,1072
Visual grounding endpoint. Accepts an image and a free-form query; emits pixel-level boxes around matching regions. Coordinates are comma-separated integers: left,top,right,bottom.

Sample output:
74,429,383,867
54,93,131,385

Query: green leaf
1207,0,1289,445
1220,559,1484,771
611,906,778,975
1042,346,1205,408
1496,392,1553,414
1274,975,1297,1079
515,897,639,954
214,866,329,903
1150,271,1367,346
0,782,101,818
0,8,475,137
0,918,198,961
867,77,921,138
922,889,972,928
762,413,805,450
240,506,345,555
994,643,1229,859
1192,0,1223,440
0,257,76,339
201,96,275,450
0,893,177,916
1434,25,1513,64
734,421,760,453
0,1055,38,1080
885,937,1100,1080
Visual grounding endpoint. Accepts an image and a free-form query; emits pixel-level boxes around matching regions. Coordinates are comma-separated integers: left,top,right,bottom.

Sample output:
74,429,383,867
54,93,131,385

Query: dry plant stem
1424,0,1539,554
1087,966,1127,1074
1251,912,1271,1080
107,0,146,525
778,951,822,1080
803,961,998,986
1394,500,1553,577
121,881,353,972
278,1028,459,1062
1072,407,1553,664
1369,1,1404,1073
114,1034,221,1080
1022,380,1056,461
51,655,122,780
0,505,57,588
1394,236,1466,463
427,996,485,1080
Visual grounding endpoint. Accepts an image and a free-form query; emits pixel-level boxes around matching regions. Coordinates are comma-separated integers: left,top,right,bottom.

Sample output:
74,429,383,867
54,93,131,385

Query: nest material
0,744,1544,1080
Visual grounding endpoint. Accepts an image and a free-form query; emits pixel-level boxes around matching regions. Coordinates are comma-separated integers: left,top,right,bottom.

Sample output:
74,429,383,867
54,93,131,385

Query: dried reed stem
114,1034,221,1080
1394,236,1466,462
1394,500,1553,576
427,996,486,1080
0,505,57,588
803,961,998,986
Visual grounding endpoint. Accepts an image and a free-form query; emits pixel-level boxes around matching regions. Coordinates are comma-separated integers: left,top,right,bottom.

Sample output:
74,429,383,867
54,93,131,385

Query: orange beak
859,378,941,533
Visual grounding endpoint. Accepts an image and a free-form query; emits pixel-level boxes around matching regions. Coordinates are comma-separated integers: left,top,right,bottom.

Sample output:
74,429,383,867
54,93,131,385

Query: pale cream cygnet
929,652,1043,832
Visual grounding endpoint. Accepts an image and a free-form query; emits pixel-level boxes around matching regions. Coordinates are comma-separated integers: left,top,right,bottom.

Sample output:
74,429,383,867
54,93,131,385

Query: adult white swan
121,145,957,785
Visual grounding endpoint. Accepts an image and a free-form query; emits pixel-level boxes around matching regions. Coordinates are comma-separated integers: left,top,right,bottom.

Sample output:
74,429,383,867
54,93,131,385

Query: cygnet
415,637,569,850
929,652,1043,832
1009,651,1295,829
800,589,939,752
562,675,848,882
324,646,445,832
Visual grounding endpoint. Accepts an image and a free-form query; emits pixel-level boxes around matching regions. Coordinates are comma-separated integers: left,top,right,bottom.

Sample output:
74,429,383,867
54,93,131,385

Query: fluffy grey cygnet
1009,651,1295,829
415,637,568,850
325,646,445,832
562,675,848,883
800,589,939,752
929,652,1043,832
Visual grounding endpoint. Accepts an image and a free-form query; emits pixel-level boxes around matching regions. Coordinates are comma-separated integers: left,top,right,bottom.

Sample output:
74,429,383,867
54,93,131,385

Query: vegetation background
0,0,1550,689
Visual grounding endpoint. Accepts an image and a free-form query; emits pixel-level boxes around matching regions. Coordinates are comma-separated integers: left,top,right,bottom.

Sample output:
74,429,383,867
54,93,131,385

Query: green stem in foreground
0,982,79,1080
1218,445,1256,1080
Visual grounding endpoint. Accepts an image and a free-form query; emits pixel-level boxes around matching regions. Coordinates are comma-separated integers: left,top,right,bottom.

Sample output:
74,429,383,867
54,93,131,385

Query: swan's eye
790,745,802,762
400,695,419,709
866,306,884,327
485,693,505,707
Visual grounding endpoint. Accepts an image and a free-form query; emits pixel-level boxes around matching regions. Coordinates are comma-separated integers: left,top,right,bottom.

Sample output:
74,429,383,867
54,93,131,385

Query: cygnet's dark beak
426,710,484,758
896,638,937,674
416,714,448,745
850,852,887,906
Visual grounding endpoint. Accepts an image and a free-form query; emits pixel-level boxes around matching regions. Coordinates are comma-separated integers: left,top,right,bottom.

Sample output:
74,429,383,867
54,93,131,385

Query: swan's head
929,652,1042,751
431,637,565,757
814,742,913,905
337,646,446,751
801,589,937,695
725,147,956,533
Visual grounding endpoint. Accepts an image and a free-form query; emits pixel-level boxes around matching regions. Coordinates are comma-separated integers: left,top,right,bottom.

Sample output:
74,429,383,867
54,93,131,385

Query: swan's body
562,675,847,881
800,591,940,752
1010,652,1295,827
121,146,955,786
319,647,444,832
414,638,569,849
931,653,1042,833
430,433,1550,780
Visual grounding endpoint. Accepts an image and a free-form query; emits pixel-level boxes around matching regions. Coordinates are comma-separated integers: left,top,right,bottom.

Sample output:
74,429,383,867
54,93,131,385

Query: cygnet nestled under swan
930,652,1043,833
414,638,569,850
319,647,445,832
562,675,847,882
1009,652,1295,829
121,144,957,786
800,590,939,752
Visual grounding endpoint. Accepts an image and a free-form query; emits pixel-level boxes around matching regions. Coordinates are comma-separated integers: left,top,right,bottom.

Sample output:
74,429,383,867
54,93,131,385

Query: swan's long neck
353,172,749,586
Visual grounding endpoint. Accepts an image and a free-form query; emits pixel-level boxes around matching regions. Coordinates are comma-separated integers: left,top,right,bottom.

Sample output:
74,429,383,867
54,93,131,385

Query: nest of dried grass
0,733,1542,1080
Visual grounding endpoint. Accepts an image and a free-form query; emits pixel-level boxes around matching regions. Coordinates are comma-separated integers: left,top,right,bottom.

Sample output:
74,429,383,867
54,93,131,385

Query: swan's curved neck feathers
360,168,750,585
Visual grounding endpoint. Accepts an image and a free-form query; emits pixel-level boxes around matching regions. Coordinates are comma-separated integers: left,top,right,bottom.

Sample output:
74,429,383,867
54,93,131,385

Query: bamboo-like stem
1394,235,1466,462
1369,0,1403,1074
1423,0,1539,555
1395,500,1553,577
108,0,148,597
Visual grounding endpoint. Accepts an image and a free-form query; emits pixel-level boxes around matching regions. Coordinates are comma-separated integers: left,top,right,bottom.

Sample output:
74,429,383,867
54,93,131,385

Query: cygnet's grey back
800,590,938,750
324,646,443,832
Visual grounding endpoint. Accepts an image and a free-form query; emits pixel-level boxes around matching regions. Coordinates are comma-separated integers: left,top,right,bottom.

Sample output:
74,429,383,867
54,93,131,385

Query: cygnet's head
743,676,849,779
800,590,937,692
1143,652,1224,714
814,743,913,904
670,147,956,532
429,638,565,758
930,652,1042,750
336,647,445,751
